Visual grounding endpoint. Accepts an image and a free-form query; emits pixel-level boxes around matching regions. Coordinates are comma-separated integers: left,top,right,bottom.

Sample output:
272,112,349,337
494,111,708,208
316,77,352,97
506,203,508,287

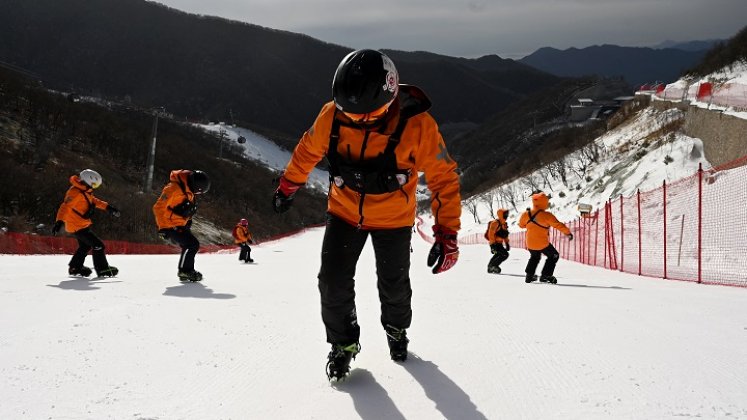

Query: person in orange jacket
485,208,510,274
518,191,573,284
272,49,461,380
232,218,254,263
153,169,210,282
52,169,120,277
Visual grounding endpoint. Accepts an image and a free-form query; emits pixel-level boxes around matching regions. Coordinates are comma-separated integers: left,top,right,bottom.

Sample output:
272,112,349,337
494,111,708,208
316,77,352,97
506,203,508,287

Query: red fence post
620,195,624,272
698,163,703,284
594,210,599,267
637,189,642,276
663,180,667,279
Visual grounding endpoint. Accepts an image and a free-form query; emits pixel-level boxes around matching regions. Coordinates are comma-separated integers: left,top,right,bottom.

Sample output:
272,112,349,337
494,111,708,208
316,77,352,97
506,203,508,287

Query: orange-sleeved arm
414,113,461,233
542,212,571,235
92,195,109,211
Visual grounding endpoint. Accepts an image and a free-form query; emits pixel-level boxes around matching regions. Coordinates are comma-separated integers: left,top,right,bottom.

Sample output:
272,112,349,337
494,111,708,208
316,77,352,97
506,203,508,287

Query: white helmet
79,169,103,189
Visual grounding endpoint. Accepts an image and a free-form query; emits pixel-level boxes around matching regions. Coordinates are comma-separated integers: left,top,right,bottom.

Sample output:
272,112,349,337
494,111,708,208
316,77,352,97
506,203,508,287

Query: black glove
158,229,170,241
52,221,64,236
171,199,197,217
505,243,511,251
489,243,499,254
247,239,254,244
272,177,301,214
567,233,574,241
107,205,121,218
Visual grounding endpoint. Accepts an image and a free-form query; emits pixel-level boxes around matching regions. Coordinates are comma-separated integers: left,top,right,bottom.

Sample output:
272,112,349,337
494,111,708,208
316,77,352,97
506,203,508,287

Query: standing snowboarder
152,169,210,282
52,169,120,277
272,49,462,380
485,208,510,274
518,192,572,284
232,218,254,263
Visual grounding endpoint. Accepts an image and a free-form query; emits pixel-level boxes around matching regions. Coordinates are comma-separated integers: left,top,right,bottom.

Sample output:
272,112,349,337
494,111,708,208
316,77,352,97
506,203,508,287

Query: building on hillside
570,96,635,122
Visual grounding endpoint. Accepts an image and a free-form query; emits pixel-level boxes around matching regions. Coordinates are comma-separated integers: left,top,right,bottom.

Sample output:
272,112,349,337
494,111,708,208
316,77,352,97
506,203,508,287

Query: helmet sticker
381,55,398,93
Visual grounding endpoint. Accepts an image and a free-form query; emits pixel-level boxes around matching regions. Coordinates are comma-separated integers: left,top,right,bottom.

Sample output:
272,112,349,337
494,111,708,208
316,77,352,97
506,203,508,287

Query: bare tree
497,184,519,213
465,198,480,223
538,166,554,191
521,174,541,195
478,190,496,217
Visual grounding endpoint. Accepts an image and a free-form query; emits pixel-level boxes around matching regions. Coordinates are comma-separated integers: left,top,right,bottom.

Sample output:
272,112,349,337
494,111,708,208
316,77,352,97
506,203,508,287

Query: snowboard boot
178,270,203,282
96,266,118,277
525,274,537,283
69,266,92,277
326,342,360,381
487,265,501,274
385,325,409,362
539,275,557,284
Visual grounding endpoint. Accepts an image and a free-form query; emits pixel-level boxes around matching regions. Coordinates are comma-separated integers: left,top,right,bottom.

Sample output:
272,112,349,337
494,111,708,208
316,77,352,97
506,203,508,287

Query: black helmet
332,49,399,114
188,170,210,194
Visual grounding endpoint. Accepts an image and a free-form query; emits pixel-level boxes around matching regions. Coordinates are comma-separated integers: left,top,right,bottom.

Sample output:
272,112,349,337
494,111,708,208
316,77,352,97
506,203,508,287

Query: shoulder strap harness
327,111,411,195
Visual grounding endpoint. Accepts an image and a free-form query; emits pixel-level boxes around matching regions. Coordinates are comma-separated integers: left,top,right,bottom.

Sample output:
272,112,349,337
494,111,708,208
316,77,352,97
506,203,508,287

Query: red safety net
507,155,747,288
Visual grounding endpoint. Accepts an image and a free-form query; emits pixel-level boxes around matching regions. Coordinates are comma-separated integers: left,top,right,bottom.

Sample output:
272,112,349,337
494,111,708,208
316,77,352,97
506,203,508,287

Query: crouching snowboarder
152,169,210,282
232,218,254,263
52,169,120,277
485,208,510,274
518,192,572,284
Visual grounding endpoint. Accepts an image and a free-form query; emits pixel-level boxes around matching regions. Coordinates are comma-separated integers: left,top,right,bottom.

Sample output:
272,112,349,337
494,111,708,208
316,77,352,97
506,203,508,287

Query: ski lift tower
143,106,166,193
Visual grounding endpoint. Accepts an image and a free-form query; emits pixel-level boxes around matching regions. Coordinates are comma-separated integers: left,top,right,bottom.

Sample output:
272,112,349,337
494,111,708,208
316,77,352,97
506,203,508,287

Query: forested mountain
685,25,747,77
0,0,559,146
520,44,707,86
0,64,326,241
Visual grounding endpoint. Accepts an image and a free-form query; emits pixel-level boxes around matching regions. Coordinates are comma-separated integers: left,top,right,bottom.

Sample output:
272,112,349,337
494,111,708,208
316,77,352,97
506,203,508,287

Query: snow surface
197,123,329,192
2,228,746,419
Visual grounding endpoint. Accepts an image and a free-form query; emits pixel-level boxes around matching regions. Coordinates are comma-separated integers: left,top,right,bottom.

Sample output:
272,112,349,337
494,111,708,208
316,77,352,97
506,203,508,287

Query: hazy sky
154,0,746,58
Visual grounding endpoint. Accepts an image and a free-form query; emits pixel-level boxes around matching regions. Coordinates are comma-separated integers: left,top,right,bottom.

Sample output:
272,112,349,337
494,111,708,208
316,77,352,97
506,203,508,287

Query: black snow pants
238,243,252,262
318,214,413,345
161,227,200,273
488,243,509,270
69,228,109,271
525,244,560,277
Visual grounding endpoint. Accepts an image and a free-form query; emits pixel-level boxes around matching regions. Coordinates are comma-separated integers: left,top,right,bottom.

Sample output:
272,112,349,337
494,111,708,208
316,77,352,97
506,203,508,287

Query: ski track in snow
1,228,747,419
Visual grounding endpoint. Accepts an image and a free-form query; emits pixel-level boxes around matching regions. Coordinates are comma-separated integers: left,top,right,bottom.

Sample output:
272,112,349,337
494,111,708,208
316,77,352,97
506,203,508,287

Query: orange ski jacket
153,170,196,230
485,209,510,245
232,224,253,244
518,193,571,250
55,175,110,233
282,85,461,231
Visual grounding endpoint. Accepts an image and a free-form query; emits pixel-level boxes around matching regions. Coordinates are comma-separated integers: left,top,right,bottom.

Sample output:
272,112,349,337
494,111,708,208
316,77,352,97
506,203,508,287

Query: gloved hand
489,243,499,254
158,229,170,241
171,199,197,217
107,205,121,218
567,233,574,241
272,176,301,214
247,239,254,244
505,243,511,251
427,225,459,274
52,220,64,236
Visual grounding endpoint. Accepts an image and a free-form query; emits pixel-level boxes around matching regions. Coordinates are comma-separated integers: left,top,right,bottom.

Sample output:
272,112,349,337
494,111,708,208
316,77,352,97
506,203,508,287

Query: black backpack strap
327,115,342,181
527,210,550,229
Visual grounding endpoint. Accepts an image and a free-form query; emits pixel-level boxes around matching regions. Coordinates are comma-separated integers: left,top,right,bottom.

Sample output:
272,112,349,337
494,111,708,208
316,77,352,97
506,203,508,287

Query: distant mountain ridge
519,44,707,86
651,39,723,51
0,0,559,142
